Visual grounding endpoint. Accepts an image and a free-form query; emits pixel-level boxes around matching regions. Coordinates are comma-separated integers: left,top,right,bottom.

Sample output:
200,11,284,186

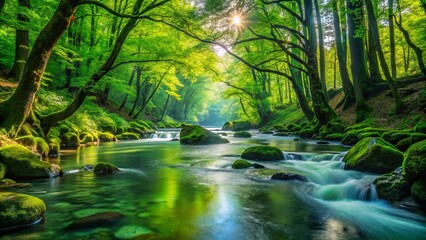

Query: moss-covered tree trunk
332,0,354,108
314,0,327,101
40,0,144,134
388,0,397,78
305,0,337,126
0,0,77,137
9,0,31,82
346,0,369,122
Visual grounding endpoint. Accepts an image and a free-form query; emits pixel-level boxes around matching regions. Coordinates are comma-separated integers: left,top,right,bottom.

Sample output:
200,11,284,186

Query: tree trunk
128,67,143,116
9,0,31,82
160,94,171,121
394,13,426,76
314,0,327,101
367,24,382,82
305,0,337,126
365,0,404,113
346,0,369,121
332,0,354,108
0,0,77,137
389,0,397,78
39,0,144,134
119,66,137,110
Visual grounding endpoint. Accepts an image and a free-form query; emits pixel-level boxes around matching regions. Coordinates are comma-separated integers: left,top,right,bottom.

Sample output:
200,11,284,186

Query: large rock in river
94,162,120,175
241,146,284,161
0,192,46,230
222,121,251,131
180,125,229,145
343,137,403,174
0,144,62,179
403,139,426,182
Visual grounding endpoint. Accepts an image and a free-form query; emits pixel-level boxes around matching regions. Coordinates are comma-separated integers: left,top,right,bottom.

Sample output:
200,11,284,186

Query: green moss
48,138,61,157
396,134,426,151
232,159,252,169
94,162,120,175
81,132,95,144
403,140,426,182
0,163,6,180
345,123,370,132
324,133,344,141
99,132,116,142
61,132,80,148
374,170,410,202
411,179,426,204
319,120,346,138
222,121,251,131
358,132,380,140
47,127,61,138
130,122,149,131
34,137,49,157
241,146,284,161
233,131,252,138
0,144,51,179
342,130,359,145
116,132,140,140
413,121,426,134
180,125,229,145
343,137,404,174
381,131,412,145
0,192,46,229
17,125,33,137
15,135,36,148
285,123,301,132
299,127,315,138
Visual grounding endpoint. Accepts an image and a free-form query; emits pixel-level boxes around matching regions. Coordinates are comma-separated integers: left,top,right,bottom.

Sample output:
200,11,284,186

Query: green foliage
413,121,426,134
34,137,49,156
15,135,36,149
116,133,140,140
98,132,116,142
61,133,80,148
0,163,6,180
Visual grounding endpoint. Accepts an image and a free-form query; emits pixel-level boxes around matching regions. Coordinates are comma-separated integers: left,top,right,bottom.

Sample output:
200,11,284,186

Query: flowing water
1,129,426,239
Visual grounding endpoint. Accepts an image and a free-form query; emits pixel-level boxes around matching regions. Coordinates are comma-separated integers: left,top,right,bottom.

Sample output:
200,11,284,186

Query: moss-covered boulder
180,125,229,145
413,121,426,134
99,132,116,142
233,131,252,138
374,168,410,202
0,162,5,180
325,133,344,141
94,162,120,175
116,132,140,140
232,159,252,169
273,132,290,137
298,127,315,138
403,140,426,182
319,120,346,138
411,179,426,204
285,123,301,132
61,132,80,148
222,121,251,131
0,144,62,179
395,134,426,152
241,146,284,161
341,130,359,145
343,137,404,174
0,192,46,230
344,123,370,132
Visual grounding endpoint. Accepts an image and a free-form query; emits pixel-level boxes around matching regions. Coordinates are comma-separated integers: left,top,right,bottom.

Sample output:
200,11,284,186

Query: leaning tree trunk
365,0,403,113
9,0,31,82
394,14,426,76
39,0,144,134
346,0,369,122
305,0,337,126
0,0,77,137
389,0,397,78
367,23,382,83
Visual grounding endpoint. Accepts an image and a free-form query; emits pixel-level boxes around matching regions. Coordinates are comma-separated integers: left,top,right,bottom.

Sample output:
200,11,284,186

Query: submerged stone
66,212,124,230
241,146,284,161
343,137,404,174
114,225,152,239
0,192,46,230
180,125,229,145
252,163,265,169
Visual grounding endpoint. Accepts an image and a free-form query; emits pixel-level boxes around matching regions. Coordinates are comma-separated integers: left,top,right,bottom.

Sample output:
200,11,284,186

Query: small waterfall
150,133,158,139
150,132,180,140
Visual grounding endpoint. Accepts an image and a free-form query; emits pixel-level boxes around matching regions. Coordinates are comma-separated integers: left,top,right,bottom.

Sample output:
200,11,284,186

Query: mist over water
2,130,425,239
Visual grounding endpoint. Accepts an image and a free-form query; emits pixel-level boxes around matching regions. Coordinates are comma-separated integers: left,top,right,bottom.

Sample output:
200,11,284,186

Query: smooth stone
67,212,125,230
114,225,152,239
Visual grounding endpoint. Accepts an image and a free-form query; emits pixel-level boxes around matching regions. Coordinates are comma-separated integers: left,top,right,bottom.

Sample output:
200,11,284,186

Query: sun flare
232,16,241,25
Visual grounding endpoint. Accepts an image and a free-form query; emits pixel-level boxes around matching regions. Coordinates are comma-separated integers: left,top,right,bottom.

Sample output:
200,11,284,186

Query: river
1,129,426,239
